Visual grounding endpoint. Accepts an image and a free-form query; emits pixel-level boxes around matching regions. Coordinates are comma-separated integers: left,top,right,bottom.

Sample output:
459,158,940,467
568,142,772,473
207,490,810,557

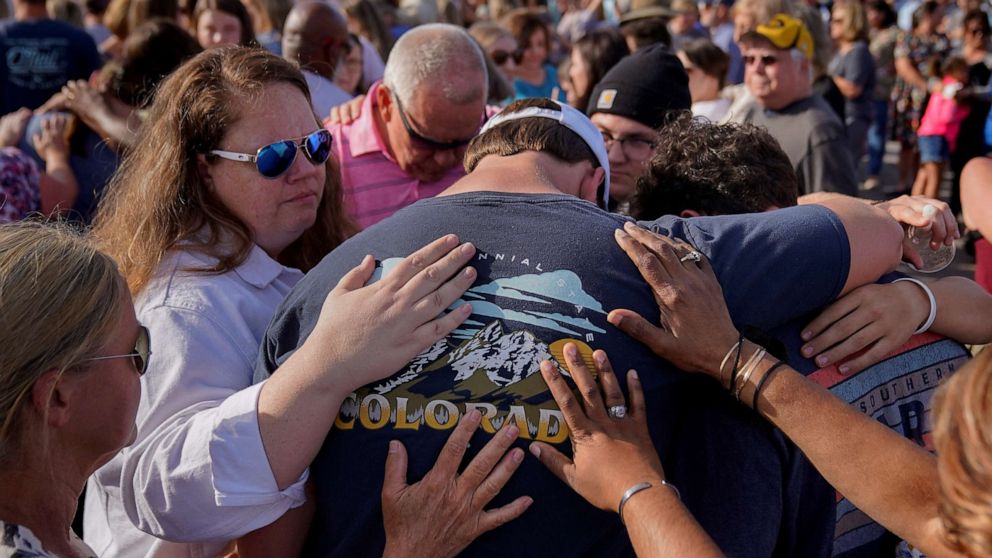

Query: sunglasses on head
490,48,523,66
82,325,152,375
392,94,483,151
209,129,333,178
743,54,780,67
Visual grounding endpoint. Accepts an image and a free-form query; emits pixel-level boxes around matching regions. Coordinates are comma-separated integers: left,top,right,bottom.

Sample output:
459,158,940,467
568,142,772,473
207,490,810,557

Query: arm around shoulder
800,194,903,295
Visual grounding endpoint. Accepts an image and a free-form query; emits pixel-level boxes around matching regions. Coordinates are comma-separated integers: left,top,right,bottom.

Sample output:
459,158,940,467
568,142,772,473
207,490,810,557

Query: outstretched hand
382,411,532,557
313,234,477,389
530,344,664,513
607,222,739,381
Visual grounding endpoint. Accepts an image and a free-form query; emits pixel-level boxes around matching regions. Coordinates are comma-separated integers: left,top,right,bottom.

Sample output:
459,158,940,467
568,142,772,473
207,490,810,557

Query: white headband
479,100,611,206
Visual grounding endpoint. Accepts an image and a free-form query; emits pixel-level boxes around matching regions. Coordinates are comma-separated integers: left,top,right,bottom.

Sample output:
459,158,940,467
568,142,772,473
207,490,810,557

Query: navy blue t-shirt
0,19,102,113
257,193,851,557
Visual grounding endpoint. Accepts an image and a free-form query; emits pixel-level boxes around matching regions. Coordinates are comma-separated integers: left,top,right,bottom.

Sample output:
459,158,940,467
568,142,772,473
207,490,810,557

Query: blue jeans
867,99,889,176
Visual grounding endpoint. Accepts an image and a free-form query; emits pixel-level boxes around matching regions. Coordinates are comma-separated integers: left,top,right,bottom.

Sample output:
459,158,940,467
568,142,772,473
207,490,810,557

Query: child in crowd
913,56,970,200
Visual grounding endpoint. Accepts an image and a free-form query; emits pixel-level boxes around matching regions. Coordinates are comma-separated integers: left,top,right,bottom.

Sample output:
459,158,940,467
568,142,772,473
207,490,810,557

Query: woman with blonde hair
0,221,140,558
83,47,481,556
830,0,876,160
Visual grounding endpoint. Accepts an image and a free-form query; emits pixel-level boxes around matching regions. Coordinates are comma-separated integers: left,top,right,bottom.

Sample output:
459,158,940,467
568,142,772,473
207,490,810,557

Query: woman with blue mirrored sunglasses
209,129,333,178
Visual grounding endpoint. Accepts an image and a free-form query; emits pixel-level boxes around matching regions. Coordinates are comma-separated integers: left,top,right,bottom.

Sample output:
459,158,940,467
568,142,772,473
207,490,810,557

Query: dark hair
92,48,355,294
192,0,257,47
619,16,671,50
502,9,550,61
343,0,393,60
941,55,970,79
912,1,940,31
867,0,896,29
85,0,110,15
630,114,798,219
679,38,729,88
572,28,629,110
110,18,203,108
465,97,598,173
964,8,991,36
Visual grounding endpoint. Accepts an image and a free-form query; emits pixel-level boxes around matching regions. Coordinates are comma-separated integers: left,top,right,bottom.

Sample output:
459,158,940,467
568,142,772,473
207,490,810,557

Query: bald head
383,23,487,106
282,1,348,79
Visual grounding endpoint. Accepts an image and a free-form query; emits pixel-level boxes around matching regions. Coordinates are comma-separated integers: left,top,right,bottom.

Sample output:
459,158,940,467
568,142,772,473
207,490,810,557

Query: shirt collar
348,81,395,161
234,243,299,288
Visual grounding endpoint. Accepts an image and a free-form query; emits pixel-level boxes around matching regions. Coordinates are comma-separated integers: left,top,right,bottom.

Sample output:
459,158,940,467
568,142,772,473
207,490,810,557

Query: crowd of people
2,0,992,556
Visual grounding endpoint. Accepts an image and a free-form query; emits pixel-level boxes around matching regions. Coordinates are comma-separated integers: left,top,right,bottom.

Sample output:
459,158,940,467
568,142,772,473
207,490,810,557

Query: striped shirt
328,82,466,229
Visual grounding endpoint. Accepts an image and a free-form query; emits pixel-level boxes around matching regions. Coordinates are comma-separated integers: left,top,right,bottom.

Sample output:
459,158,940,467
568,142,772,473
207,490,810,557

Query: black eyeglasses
392,94,485,152
209,129,333,179
600,131,657,160
743,54,780,67
82,325,151,375
490,48,523,66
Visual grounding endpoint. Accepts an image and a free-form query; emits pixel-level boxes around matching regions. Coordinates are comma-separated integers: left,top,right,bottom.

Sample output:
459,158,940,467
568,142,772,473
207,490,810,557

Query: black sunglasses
490,48,523,66
743,54,780,67
392,94,485,151
82,325,152,375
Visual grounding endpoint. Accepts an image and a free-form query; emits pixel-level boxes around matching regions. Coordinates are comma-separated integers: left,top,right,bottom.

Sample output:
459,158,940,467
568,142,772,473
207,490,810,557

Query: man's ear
680,209,702,218
376,86,393,123
30,369,74,428
579,166,607,203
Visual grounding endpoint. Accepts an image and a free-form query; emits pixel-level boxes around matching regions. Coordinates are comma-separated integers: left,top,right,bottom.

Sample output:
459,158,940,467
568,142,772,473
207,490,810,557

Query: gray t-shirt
740,95,859,196
829,41,876,122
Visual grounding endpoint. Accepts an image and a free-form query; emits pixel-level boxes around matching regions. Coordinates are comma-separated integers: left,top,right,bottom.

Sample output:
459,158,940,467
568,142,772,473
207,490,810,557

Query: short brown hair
464,98,598,173
92,48,355,295
630,113,798,219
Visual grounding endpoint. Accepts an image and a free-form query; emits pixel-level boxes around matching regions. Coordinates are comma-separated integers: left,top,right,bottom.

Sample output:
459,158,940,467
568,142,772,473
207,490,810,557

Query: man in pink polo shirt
328,23,489,228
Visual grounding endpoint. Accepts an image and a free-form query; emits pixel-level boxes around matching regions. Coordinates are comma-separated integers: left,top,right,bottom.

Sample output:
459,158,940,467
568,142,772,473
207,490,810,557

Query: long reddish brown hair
92,47,355,295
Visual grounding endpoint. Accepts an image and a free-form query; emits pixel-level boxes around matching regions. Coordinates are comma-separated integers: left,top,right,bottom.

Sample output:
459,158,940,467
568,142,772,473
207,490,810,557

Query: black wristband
752,360,787,412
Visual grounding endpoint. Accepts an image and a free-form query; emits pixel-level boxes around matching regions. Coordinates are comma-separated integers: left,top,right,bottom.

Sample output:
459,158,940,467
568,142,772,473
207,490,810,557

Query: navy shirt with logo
0,19,102,113
256,193,851,557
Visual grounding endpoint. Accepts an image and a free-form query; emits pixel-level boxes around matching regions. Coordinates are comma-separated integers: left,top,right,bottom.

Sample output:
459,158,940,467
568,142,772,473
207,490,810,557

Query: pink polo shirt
327,83,467,229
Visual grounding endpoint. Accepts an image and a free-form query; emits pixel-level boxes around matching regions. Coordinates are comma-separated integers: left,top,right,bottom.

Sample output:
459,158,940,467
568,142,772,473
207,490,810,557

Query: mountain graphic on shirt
364,321,576,410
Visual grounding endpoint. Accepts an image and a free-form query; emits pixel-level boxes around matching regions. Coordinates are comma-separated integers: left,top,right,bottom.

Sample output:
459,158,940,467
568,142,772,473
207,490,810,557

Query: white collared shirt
84,245,307,558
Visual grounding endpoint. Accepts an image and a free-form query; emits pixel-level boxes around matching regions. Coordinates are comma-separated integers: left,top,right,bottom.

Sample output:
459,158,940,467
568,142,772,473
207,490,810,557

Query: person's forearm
86,109,138,151
622,488,724,558
257,337,357,489
896,57,929,91
38,158,78,213
832,75,864,99
928,276,992,343
739,343,957,557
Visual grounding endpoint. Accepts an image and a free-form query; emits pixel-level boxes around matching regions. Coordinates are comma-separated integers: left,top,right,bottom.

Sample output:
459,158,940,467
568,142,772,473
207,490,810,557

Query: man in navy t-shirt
0,0,102,113
255,100,906,556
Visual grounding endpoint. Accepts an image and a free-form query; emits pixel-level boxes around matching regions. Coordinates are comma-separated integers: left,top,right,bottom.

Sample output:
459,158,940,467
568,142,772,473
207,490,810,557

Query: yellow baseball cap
752,14,814,60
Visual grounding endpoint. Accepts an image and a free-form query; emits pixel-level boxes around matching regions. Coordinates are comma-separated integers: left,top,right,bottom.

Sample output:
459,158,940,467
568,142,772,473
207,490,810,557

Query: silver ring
608,405,627,419
679,251,702,263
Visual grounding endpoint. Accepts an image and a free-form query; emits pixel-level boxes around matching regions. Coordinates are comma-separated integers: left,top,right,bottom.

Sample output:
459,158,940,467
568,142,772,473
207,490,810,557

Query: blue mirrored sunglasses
209,129,333,178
